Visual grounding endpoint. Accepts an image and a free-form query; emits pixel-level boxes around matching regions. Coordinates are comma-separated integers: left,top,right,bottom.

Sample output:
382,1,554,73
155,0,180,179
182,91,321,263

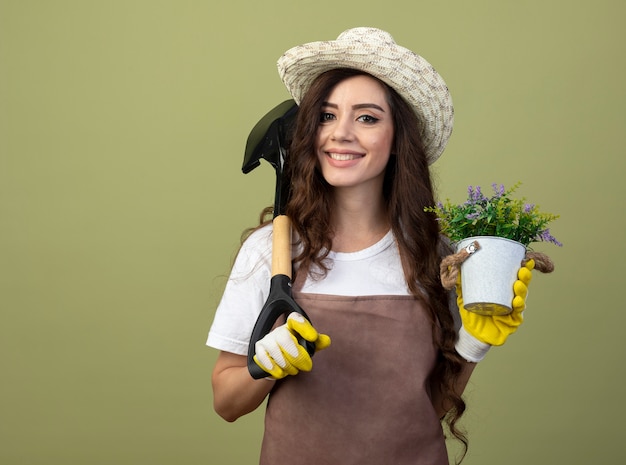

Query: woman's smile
326,152,363,161
324,151,366,167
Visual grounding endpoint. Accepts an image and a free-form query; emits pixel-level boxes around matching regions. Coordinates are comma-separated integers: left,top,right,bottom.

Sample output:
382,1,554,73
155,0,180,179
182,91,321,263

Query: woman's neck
329,187,390,253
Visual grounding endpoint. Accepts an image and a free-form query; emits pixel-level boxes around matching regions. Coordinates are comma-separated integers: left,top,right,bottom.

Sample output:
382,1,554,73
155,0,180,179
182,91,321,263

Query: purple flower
466,212,481,220
467,185,486,203
537,228,563,246
466,185,475,203
524,203,535,213
492,183,505,197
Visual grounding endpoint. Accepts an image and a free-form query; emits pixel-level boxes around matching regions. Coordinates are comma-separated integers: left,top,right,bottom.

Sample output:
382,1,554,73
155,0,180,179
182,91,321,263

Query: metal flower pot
456,236,526,316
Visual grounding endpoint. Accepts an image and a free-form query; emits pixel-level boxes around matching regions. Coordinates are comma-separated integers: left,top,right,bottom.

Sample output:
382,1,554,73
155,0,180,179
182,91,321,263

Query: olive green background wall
1,1,624,463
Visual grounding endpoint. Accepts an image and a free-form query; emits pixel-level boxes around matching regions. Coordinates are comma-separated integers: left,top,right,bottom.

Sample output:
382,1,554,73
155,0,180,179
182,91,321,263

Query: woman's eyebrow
321,102,386,112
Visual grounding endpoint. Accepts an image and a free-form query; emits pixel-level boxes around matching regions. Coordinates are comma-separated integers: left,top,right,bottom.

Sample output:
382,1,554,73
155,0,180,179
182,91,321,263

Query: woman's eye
320,112,335,122
357,114,379,123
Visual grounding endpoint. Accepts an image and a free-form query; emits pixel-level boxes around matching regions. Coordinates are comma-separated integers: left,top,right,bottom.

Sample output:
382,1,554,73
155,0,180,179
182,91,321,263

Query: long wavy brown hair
251,68,468,459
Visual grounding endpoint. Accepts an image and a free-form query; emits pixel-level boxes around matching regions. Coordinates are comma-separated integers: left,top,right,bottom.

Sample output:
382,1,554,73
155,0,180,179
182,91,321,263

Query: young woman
207,27,533,465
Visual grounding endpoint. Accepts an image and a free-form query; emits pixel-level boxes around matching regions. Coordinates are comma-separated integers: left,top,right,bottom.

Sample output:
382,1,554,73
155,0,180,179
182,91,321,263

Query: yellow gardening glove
253,312,331,379
455,260,534,362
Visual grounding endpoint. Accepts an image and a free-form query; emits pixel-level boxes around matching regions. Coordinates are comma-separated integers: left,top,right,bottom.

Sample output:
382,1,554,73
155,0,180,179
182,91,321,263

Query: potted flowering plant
425,182,561,315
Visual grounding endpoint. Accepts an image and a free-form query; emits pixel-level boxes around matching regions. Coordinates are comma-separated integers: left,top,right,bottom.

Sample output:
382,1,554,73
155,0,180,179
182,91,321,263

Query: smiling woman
207,27,535,465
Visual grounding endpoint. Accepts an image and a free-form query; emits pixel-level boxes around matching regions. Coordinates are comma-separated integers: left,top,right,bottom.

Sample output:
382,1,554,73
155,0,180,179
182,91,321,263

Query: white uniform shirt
206,224,412,356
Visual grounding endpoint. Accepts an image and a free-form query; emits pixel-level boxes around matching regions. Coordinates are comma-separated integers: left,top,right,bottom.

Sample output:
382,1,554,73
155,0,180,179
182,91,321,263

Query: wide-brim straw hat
277,27,453,164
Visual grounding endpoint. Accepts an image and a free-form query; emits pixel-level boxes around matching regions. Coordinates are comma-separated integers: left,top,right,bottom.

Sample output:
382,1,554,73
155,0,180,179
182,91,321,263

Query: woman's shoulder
242,223,273,246
224,223,274,282
237,223,273,262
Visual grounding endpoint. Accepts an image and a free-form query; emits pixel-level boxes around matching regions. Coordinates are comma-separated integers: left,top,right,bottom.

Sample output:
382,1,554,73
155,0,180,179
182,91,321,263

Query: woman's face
315,74,394,192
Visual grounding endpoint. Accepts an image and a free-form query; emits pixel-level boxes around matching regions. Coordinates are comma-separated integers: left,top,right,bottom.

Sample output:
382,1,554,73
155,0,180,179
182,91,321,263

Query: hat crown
336,27,397,47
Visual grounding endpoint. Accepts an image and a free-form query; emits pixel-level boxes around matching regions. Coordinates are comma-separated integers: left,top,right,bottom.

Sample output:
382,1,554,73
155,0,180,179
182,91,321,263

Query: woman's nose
330,118,353,142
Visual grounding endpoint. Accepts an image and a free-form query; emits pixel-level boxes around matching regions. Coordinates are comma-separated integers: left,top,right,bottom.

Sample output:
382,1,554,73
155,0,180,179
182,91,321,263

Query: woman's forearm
212,351,275,422
431,360,477,418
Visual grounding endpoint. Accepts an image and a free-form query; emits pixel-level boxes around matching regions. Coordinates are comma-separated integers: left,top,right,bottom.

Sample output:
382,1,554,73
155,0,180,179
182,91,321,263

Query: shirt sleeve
206,225,273,356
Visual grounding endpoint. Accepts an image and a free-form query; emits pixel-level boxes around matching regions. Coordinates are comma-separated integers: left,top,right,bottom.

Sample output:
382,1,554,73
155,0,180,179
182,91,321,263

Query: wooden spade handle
271,215,292,278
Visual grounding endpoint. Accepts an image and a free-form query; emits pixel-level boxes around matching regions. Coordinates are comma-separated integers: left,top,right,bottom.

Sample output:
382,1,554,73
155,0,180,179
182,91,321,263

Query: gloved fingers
280,330,314,372
254,345,305,377
254,337,286,370
253,354,289,379
314,333,332,351
512,295,526,312
254,326,308,376
513,277,528,315
513,278,528,299
254,338,298,377
511,259,534,313
518,263,533,285
287,312,332,352
287,313,319,342
253,345,295,378
276,327,313,371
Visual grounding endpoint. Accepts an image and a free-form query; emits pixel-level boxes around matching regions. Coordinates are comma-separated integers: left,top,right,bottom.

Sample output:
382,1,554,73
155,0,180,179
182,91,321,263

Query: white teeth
328,153,359,161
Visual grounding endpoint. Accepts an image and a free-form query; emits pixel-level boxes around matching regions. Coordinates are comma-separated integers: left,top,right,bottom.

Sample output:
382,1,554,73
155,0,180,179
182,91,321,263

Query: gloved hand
253,312,331,379
455,259,534,362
